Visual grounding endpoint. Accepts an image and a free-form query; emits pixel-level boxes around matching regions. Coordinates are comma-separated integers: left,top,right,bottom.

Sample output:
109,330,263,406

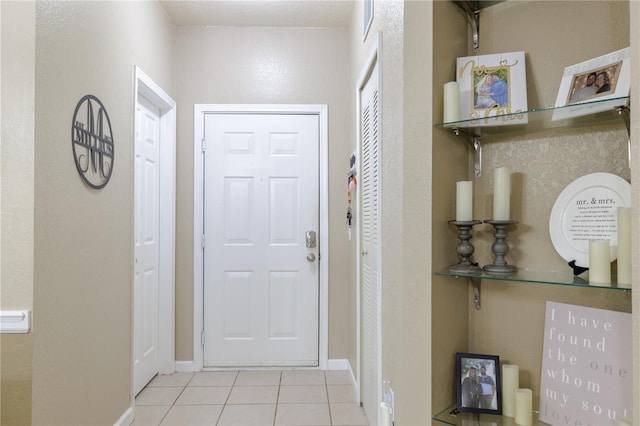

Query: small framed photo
456,51,528,127
553,47,630,121
456,353,502,415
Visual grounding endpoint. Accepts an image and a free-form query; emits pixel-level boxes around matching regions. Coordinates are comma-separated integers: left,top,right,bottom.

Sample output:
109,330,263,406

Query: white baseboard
176,359,352,374
327,358,350,370
114,406,134,426
175,360,197,372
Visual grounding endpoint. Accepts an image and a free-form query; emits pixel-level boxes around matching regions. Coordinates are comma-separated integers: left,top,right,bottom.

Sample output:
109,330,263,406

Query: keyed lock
305,230,317,248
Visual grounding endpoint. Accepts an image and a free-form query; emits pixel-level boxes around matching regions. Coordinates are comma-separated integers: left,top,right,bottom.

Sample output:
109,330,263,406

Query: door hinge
201,138,206,153
201,330,205,346
201,234,205,249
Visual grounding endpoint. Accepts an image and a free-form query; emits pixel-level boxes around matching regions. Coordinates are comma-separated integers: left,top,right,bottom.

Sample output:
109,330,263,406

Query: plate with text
549,172,630,268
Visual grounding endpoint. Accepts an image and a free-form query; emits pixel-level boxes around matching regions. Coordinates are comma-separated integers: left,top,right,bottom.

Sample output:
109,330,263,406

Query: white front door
202,112,320,367
134,94,161,394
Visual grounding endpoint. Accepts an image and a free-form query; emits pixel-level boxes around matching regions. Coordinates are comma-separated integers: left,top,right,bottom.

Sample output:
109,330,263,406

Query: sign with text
456,51,528,127
539,302,632,425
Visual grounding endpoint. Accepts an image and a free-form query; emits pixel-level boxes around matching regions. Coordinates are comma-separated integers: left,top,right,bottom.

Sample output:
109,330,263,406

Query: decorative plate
549,172,630,268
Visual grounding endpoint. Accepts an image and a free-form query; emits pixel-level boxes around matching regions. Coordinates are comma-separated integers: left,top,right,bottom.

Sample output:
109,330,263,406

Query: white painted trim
193,104,329,371
175,360,197,373
132,67,177,397
113,406,134,426
327,358,351,371
355,33,383,417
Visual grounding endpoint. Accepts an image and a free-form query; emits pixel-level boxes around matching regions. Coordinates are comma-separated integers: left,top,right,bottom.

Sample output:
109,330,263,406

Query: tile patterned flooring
133,370,369,426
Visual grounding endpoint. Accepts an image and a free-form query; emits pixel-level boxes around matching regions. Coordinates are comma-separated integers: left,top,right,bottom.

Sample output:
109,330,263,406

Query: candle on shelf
502,364,519,417
456,181,473,221
443,81,460,123
515,388,532,426
493,167,511,220
617,207,632,288
589,240,611,285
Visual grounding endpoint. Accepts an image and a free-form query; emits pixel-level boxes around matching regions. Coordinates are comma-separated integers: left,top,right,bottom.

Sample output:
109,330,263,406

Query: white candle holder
483,220,518,274
449,220,482,275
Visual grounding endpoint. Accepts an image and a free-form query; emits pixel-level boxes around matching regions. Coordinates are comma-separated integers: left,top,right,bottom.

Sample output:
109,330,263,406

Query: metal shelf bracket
471,277,482,310
453,1,481,51
454,128,482,178
616,105,631,168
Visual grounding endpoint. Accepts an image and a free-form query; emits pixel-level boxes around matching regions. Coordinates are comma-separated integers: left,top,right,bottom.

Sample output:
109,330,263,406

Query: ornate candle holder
483,220,518,274
448,220,482,275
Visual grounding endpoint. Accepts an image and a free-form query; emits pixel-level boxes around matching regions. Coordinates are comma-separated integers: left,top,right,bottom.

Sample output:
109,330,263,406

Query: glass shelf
435,96,630,138
435,268,631,292
434,404,544,426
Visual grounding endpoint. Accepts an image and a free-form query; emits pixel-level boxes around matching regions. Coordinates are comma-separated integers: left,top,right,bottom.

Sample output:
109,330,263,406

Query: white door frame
132,66,176,396
193,104,329,371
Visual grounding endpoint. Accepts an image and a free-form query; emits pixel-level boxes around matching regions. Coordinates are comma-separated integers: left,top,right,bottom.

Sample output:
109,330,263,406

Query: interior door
202,112,320,367
359,58,381,424
134,94,161,394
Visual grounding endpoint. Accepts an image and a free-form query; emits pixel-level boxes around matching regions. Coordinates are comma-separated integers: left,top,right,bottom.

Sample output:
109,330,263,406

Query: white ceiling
159,0,355,28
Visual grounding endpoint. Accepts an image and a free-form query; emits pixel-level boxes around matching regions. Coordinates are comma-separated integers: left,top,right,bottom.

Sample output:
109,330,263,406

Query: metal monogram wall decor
71,95,114,189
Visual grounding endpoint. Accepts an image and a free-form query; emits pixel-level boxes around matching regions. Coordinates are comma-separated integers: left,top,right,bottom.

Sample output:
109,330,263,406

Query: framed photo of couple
552,47,630,121
456,352,502,415
456,51,528,127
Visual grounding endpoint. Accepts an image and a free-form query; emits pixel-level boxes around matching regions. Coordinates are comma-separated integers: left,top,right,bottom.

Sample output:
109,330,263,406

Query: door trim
193,104,329,371
132,66,176,395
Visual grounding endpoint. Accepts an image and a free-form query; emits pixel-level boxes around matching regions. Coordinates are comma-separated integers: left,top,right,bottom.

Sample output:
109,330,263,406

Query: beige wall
432,0,633,416
348,1,434,424
1,1,35,423
173,26,352,362
31,1,174,424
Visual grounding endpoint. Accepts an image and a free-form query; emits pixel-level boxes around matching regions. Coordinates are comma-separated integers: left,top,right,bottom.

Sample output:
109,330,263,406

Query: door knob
307,253,316,262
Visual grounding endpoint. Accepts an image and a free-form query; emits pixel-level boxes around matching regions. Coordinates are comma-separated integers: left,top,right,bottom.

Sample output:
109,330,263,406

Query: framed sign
552,47,630,121
456,51,528,127
71,95,114,189
456,352,502,415
539,302,632,426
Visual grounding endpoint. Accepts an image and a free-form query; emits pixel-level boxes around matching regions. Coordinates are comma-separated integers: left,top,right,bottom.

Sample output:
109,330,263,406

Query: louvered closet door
359,58,381,425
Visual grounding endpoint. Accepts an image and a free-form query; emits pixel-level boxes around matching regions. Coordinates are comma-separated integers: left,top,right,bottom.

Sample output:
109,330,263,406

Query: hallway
133,370,368,425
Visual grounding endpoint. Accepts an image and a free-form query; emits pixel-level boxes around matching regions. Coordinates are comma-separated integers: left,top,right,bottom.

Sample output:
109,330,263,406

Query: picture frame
456,352,502,415
552,47,630,121
456,51,528,127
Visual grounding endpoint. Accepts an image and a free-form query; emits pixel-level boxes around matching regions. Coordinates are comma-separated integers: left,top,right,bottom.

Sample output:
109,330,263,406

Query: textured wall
1,2,35,423
32,2,174,423
433,0,632,414
173,26,351,362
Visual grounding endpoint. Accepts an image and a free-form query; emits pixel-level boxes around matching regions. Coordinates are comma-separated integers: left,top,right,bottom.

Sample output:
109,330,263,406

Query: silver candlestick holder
483,219,518,274
448,220,482,275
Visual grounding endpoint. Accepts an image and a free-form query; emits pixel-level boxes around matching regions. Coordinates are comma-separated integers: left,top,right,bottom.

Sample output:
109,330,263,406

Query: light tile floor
133,370,369,426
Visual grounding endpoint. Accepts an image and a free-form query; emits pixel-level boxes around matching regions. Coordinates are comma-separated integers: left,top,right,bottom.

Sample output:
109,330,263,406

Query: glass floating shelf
435,96,630,138
435,268,632,292
434,404,544,426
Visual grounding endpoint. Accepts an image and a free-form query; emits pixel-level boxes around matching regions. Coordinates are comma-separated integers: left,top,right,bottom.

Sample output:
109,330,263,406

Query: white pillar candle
443,81,460,123
617,207,632,288
493,167,511,220
502,364,519,417
515,388,532,426
456,181,473,221
589,240,611,285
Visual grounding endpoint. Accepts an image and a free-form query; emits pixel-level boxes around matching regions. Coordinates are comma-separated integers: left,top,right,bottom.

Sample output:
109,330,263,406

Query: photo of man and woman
568,61,621,103
473,68,510,110
457,353,501,414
